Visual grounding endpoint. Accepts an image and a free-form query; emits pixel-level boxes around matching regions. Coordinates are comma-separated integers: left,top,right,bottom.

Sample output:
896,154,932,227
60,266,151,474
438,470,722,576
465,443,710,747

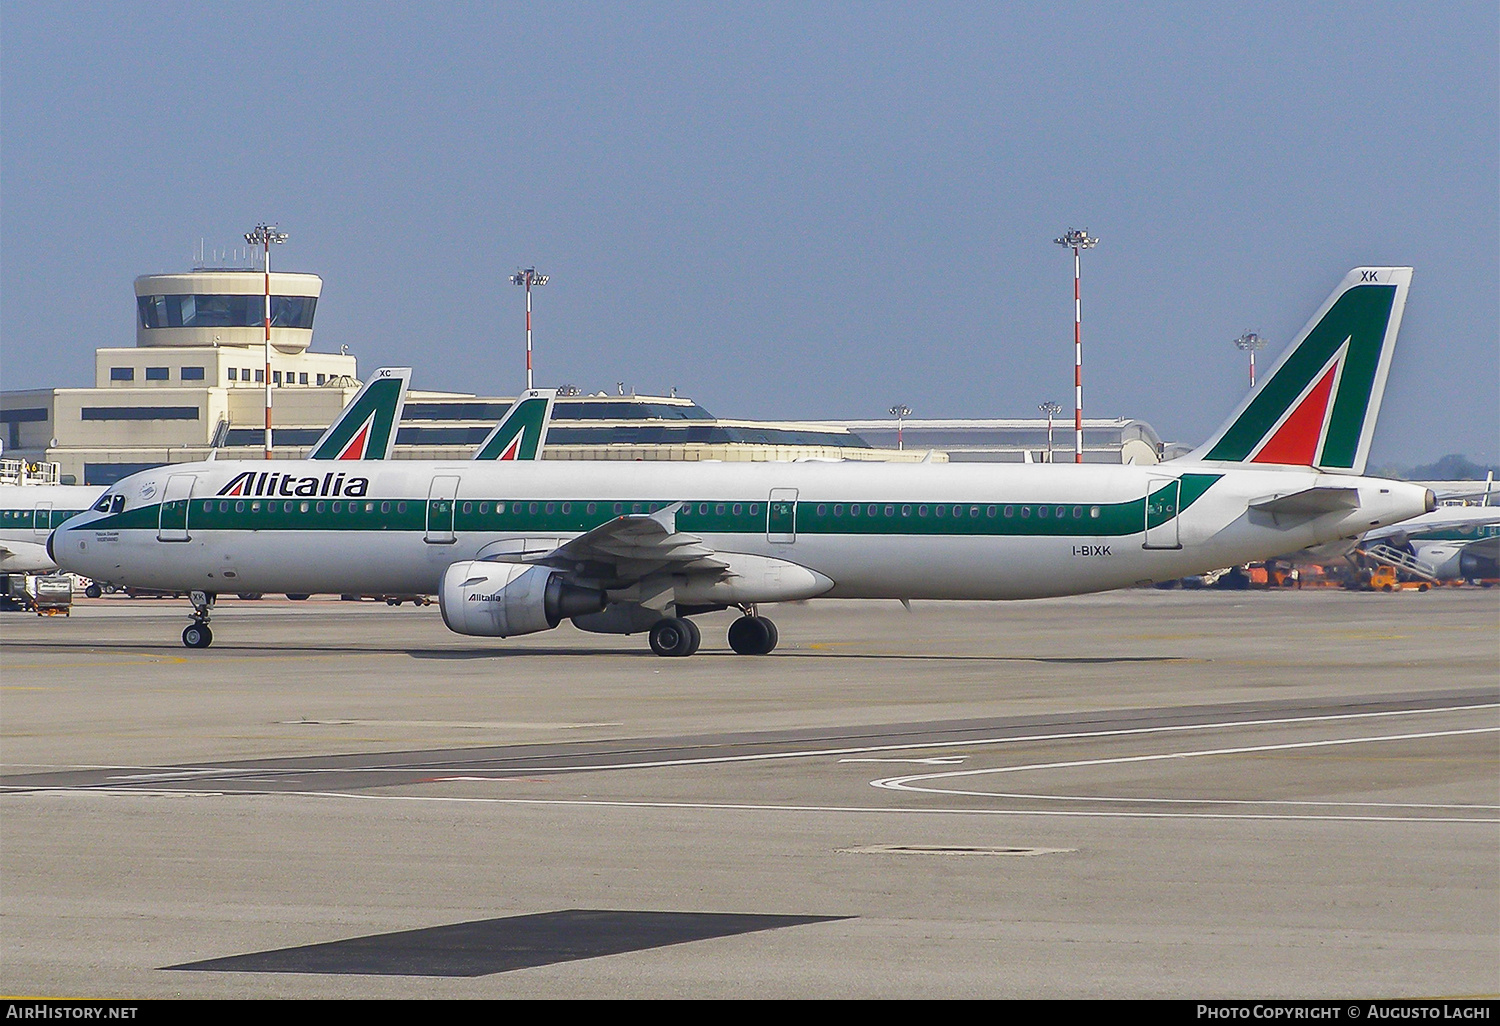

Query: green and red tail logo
309,368,411,461
1191,268,1411,474
472,389,555,461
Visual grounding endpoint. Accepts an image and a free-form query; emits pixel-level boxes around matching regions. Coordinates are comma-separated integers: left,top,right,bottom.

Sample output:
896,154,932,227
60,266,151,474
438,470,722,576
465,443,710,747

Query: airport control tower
1,264,359,484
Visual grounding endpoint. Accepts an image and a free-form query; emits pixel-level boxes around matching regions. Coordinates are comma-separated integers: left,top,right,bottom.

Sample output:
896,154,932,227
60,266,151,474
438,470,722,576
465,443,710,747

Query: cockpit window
110,495,126,513
93,494,113,513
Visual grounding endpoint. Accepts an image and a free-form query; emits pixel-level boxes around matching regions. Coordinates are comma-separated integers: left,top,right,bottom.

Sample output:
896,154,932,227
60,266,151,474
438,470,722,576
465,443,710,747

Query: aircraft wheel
85,584,102,599
649,617,699,657
728,615,778,655
182,623,213,649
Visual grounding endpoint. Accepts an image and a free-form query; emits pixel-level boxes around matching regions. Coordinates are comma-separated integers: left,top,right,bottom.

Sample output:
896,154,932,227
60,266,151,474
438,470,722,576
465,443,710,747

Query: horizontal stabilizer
1249,487,1361,516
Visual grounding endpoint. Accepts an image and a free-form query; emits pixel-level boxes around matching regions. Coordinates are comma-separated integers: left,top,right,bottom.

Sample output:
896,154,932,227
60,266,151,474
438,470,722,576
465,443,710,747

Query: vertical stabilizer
1187,267,1411,474
308,367,411,461
472,389,556,461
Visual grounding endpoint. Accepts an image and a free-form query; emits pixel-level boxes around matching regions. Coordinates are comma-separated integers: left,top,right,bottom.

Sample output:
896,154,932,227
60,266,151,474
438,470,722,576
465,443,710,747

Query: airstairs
1363,543,1438,581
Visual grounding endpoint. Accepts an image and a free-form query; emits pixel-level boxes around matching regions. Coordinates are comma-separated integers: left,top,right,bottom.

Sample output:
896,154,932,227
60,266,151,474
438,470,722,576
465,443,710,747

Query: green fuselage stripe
0,508,89,530
84,475,1222,539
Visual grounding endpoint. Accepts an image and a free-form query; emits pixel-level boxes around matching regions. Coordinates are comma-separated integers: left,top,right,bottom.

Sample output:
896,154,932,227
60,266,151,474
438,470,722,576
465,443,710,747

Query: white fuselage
53,458,1430,602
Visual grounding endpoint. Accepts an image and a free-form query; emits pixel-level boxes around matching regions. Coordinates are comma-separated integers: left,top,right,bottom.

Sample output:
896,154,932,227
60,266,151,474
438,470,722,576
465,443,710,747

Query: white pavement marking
870,726,1500,807
30,788,1487,825
65,701,1491,782
838,757,967,765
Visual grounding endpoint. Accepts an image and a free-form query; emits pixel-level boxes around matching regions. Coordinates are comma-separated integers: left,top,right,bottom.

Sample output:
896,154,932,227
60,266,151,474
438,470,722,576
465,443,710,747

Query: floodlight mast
1038,401,1063,463
511,267,549,390
1053,228,1098,464
245,224,288,460
1235,331,1268,388
888,405,912,451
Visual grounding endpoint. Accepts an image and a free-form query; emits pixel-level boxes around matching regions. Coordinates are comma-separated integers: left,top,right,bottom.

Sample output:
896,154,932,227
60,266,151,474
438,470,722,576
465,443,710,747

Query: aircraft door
32,502,53,537
426,475,460,544
767,488,798,544
1143,476,1182,550
157,475,196,542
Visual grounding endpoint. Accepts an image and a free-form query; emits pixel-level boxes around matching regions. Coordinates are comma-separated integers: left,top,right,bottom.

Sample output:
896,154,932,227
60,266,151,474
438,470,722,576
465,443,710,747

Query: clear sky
2,2,1495,467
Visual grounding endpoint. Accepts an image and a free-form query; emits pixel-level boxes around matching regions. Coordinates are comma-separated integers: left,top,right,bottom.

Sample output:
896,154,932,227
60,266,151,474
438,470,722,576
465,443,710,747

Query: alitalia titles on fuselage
217,471,369,499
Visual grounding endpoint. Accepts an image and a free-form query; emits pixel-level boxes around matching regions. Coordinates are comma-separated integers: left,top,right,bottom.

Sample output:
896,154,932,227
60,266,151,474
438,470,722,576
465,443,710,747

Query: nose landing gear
182,591,215,648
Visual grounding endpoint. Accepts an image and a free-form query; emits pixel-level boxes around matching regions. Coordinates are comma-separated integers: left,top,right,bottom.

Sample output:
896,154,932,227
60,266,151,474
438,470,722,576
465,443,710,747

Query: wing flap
488,503,733,585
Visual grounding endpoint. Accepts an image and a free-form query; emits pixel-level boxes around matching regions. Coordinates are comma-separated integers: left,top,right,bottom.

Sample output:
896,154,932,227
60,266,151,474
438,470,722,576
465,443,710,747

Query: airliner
54,267,1435,655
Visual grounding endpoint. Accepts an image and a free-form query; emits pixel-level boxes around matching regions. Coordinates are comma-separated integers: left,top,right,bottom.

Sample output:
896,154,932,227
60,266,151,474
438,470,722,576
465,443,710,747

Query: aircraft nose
1424,489,1437,513
46,529,56,565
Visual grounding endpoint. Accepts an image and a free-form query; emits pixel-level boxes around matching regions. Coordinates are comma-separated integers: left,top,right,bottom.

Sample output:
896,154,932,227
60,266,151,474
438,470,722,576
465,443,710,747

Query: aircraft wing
501,504,731,587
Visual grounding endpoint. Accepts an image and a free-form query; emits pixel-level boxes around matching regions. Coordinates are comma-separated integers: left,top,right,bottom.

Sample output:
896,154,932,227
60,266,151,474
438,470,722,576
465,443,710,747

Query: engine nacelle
440,561,606,638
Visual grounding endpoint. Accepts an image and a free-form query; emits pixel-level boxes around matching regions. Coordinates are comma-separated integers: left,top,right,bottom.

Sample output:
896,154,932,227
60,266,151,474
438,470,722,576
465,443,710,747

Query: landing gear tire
649,617,701,657
182,623,213,648
84,584,102,599
728,615,778,655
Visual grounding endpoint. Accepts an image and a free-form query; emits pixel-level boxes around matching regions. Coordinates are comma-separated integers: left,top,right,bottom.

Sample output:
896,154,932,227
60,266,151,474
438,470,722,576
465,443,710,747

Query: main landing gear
649,616,701,657
647,609,779,657
182,591,215,649
727,613,778,655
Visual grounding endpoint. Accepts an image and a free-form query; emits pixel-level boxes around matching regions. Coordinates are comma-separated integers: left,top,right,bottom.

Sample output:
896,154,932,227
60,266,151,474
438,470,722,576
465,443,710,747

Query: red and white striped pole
245,223,287,460
1054,228,1098,464
511,267,549,391
1235,332,1267,389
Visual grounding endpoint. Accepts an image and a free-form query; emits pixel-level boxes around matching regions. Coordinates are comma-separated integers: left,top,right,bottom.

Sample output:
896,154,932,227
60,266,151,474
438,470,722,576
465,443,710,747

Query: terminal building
2,261,1175,484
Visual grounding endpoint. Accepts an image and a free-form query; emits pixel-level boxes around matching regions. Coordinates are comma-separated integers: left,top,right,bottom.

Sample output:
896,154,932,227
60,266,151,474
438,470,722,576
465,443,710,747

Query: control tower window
146,367,168,381
137,295,317,330
110,367,134,381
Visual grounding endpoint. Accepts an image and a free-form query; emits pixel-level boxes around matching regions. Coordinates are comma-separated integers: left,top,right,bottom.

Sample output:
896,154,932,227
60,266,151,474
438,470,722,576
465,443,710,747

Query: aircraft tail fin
1186,267,1411,475
308,367,411,461
472,389,556,461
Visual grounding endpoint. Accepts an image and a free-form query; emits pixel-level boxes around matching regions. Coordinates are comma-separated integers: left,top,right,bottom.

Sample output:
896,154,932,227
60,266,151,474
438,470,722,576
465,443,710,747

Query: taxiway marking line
871,726,1500,794
21,787,1491,825
3,703,1492,788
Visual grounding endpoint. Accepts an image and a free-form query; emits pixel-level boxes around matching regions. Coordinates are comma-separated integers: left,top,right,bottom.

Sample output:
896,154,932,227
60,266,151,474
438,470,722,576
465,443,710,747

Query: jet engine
439,560,606,637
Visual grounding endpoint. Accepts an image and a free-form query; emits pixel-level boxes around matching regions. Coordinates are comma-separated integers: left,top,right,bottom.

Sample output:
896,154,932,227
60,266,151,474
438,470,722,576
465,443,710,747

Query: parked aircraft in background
0,478,103,574
1359,504,1500,582
55,268,1434,654
304,367,410,460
